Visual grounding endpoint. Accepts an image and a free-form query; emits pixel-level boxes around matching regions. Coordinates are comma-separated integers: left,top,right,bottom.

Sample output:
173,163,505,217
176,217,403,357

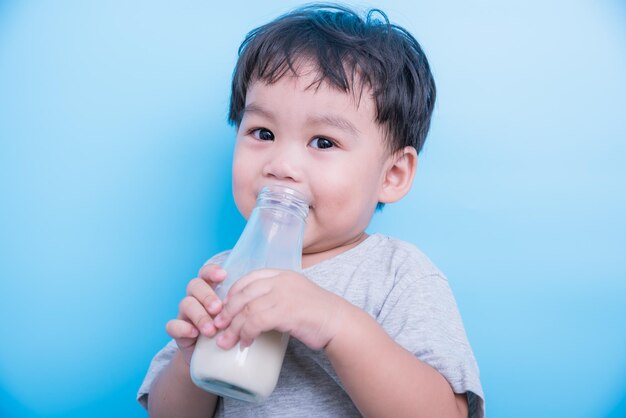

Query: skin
149,68,468,418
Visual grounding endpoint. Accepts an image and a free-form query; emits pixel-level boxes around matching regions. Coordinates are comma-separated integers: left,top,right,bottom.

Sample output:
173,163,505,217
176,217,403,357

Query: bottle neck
216,186,308,298
255,185,309,221
240,205,305,270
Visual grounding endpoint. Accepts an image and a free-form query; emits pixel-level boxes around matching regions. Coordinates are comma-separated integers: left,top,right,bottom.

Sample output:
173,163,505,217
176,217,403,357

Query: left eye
251,128,274,141
309,137,334,149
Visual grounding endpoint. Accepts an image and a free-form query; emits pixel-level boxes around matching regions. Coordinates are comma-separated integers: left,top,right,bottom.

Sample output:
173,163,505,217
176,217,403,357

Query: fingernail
201,323,214,335
190,328,199,337
217,333,228,348
214,314,223,326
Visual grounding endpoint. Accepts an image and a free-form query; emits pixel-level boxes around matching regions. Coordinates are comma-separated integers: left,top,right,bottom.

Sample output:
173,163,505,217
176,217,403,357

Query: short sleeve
136,339,179,409
377,273,485,418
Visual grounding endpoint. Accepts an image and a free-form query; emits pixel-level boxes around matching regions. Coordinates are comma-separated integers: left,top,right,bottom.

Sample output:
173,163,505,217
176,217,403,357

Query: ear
378,146,418,204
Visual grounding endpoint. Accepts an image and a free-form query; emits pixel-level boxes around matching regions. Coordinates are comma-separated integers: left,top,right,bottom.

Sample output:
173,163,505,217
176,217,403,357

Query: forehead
250,56,373,103
247,66,376,116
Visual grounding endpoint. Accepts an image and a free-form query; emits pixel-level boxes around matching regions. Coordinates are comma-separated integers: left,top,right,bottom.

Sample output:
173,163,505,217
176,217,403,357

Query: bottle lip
256,185,309,220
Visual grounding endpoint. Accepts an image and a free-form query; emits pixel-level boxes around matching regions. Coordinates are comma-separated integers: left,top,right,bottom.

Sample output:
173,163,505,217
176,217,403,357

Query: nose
262,142,303,182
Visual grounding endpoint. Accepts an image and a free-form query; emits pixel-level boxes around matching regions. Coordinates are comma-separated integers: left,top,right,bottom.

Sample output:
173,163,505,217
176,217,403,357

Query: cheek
326,163,382,215
231,145,255,219
313,170,376,216
231,155,244,197
231,141,246,173
232,184,254,220
232,140,256,182
321,161,379,197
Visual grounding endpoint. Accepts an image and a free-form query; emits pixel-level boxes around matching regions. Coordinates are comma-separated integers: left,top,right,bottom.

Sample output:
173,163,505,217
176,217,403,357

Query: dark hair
228,3,436,154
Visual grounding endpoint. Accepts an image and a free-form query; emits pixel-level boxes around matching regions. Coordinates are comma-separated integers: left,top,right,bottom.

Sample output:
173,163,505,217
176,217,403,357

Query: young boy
138,4,484,417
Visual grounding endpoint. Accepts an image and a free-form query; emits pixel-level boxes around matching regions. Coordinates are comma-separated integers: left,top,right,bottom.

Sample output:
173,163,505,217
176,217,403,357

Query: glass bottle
190,184,309,402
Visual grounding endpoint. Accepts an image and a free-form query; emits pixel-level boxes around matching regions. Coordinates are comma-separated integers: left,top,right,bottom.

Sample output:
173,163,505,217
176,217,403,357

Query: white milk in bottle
190,185,308,402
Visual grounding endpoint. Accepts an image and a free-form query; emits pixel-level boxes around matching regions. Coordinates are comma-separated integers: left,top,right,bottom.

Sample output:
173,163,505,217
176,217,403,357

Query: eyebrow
243,103,276,121
243,103,360,137
308,114,360,137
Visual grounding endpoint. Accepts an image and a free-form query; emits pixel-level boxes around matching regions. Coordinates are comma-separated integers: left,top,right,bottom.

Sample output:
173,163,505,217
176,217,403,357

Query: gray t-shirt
138,233,485,417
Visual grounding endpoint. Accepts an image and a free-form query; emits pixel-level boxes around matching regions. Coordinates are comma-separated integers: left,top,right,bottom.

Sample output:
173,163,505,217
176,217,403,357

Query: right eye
251,128,274,141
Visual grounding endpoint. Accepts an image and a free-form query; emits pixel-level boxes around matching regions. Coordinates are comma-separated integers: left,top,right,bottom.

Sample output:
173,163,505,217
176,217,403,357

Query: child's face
232,67,396,259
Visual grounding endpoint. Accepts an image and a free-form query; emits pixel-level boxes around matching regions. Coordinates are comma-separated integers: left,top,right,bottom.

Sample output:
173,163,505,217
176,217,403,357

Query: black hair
228,3,436,154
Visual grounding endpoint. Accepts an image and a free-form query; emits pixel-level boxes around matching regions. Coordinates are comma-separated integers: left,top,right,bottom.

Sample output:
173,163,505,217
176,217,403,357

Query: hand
212,269,347,351
165,263,227,364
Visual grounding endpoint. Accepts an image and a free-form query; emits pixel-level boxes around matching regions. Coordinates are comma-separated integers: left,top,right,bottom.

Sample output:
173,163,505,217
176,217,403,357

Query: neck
301,232,369,269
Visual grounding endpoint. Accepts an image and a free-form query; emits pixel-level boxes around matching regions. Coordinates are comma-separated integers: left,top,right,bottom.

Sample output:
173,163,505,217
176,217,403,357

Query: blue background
1,1,625,417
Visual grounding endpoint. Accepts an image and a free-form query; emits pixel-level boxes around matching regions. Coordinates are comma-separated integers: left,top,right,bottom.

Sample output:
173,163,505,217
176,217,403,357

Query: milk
189,185,308,401
190,331,289,402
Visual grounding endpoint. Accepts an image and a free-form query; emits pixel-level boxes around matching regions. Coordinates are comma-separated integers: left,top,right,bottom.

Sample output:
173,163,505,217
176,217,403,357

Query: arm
148,350,219,418
325,303,468,418
214,269,468,417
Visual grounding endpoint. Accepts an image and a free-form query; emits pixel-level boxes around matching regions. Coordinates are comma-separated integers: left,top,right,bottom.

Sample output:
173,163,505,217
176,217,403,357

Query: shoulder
366,234,447,283
367,235,457,322
306,233,448,293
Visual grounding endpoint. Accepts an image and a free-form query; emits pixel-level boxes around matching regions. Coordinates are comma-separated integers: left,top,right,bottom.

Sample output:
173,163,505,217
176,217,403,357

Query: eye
309,137,334,149
251,128,274,141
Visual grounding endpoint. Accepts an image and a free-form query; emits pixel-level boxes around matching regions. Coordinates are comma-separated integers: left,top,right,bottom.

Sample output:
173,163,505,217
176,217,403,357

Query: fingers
214,270,279,328
166,319,201,365
198,263,227,288
167,268,226,344
166,319,199,344
214,270,284,349
223,269,280,303
219,281,270,324
186,277,223,316
164,265,229,362
217,298,278,349
179,296,218,337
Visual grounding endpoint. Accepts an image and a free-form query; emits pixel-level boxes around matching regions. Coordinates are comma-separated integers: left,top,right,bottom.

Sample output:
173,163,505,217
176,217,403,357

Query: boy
138,4,484,417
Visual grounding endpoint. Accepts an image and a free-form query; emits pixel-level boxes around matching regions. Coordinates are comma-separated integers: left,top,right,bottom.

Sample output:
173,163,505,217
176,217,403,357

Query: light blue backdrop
1,1,625,417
